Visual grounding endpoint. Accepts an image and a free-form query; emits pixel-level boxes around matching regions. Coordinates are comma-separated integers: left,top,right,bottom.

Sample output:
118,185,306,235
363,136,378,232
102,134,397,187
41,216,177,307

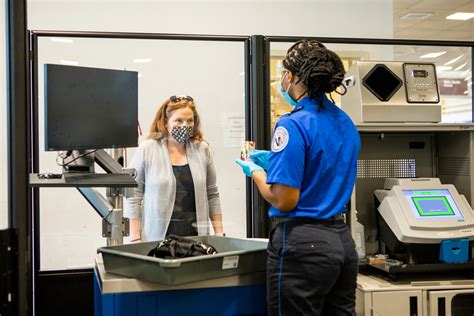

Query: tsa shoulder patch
271,126,290,152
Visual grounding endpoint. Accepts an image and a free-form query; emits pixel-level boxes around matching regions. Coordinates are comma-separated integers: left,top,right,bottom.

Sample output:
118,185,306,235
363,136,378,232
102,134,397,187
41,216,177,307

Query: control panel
403,63,440,103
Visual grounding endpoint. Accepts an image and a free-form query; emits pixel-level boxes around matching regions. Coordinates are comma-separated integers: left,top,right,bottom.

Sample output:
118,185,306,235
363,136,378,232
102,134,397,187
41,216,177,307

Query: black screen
362,64,402,102
44,64,138,151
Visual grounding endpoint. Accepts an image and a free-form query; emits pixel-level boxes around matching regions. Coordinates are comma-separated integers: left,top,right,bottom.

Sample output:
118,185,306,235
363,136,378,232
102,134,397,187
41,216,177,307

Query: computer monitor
44,64,138,151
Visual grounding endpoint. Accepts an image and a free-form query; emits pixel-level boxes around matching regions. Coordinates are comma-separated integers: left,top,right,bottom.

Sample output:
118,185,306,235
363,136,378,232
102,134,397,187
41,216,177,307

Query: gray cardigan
124,138,222,241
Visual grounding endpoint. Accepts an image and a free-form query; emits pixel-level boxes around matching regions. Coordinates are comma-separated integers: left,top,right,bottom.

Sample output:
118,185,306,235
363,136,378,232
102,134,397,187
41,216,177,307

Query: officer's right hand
250,150,271,170
235,159,264,177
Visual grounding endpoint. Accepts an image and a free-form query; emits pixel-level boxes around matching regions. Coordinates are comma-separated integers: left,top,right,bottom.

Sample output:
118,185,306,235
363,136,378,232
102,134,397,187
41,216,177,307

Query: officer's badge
271,126,289,152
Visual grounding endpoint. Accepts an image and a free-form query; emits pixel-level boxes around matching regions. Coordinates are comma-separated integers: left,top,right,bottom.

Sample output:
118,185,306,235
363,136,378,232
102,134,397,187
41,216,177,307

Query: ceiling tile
402,19,465,31
454,2,474,10
394,28,437,39
444,20,474,32
409,0,473,11
393,0,474,40
393,0,423,10
435,30,474,40
394,14,425,28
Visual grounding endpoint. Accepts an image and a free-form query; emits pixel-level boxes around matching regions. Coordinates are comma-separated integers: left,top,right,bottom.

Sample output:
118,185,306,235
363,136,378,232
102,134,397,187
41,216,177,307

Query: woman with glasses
236,40,360,315
124,96,224,242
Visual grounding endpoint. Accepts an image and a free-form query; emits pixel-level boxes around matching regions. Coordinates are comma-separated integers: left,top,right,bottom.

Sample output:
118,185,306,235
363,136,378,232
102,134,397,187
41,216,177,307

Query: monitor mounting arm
76,149,135,246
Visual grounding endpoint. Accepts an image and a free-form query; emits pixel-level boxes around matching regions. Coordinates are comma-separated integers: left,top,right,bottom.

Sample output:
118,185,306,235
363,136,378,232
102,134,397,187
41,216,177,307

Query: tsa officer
236,39,361,316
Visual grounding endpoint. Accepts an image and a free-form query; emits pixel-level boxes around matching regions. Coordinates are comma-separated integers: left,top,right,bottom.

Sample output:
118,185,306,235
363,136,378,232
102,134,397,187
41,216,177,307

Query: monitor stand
30,149,137,188
62,150,95,174
62,172,136,187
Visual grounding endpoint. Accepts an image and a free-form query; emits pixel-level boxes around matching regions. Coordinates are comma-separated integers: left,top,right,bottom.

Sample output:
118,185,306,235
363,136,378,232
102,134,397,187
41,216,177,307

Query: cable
56,149,98,167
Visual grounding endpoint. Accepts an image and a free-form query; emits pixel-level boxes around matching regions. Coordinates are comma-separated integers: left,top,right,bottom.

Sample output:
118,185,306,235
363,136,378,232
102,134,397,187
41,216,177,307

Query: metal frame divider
249,35,271,237
6,0,31,315
29,30,252,313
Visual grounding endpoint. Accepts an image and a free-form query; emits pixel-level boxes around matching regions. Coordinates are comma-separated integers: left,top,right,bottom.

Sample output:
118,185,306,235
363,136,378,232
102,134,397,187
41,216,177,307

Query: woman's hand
211,214,224,236
129,218,141,243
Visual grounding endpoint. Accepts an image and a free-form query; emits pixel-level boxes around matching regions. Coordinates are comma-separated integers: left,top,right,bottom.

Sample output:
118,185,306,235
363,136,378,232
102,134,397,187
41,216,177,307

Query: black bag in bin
147,235,218,259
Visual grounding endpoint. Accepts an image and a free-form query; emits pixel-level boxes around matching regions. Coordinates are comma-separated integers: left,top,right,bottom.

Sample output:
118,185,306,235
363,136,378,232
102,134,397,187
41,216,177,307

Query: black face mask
170,126,194,143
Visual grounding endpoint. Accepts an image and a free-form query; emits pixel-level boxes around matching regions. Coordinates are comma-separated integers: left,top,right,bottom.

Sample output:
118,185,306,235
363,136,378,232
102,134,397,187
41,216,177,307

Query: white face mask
170,125,194,143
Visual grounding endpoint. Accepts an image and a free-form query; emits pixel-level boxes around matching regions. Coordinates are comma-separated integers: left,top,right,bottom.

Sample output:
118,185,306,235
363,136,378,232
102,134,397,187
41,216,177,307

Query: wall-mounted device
341,61,441,123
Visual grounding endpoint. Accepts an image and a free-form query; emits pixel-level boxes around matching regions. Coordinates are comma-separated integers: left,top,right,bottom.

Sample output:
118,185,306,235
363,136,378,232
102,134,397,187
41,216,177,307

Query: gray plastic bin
98,236,268,285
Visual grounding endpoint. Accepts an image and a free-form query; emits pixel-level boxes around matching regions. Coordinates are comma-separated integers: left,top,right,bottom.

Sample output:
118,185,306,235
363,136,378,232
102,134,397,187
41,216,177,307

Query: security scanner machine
341,61,441,123
341,61,474,315
374,178,474,272
351,119,474,316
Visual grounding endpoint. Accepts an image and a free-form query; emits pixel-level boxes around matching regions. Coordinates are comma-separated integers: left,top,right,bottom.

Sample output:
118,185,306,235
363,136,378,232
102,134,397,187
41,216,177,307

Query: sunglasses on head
169,95,194,103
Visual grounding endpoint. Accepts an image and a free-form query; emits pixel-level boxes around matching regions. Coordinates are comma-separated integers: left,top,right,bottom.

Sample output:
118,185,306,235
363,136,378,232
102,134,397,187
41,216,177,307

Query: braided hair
282,39,346,110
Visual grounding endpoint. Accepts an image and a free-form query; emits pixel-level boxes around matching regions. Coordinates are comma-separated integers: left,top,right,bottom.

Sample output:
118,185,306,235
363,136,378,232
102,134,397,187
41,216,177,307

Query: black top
166,164,198,236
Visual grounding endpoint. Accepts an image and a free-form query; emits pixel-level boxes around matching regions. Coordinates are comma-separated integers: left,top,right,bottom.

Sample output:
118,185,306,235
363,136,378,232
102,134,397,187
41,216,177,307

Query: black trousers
267,219,358,316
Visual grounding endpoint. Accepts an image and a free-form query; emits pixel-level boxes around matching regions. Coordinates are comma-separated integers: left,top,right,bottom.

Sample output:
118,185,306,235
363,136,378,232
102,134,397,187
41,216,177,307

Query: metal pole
108,197,124,246
250,35,271,238
107,148,125,246
6,0,31,315
471,49,474,123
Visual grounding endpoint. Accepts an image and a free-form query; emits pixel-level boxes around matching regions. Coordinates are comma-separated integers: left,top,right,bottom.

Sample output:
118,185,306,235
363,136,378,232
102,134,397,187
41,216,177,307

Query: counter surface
357,272,474,292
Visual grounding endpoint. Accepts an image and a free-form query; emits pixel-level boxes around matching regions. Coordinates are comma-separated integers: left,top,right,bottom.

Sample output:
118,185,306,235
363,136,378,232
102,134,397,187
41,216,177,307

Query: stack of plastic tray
98,235,268,285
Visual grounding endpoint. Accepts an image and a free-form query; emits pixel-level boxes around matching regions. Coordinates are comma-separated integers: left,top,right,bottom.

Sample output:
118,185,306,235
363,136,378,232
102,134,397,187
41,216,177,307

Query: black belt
273,214,345,225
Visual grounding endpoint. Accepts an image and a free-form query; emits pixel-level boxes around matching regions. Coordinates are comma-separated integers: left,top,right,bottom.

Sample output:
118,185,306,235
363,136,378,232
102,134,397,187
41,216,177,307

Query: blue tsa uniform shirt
266,95,360,219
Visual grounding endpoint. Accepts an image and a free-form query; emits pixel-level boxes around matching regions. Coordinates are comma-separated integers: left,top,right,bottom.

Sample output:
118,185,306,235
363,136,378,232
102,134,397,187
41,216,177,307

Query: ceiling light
420,51,446,58
455,62,467,71
401,12,433,20
446,12,474,20
444,54,464,65
59,60,78,66
133,58,152,63
51,38,73,43
436,66,453,71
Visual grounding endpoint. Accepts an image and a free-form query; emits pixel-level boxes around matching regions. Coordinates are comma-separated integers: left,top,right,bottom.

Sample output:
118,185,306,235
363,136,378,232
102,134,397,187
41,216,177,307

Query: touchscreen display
403,190,463,219
412,196,454,216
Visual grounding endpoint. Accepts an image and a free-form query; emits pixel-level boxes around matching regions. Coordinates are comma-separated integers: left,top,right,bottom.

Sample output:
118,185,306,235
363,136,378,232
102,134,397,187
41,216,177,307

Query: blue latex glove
235,159,264,177
249,150,271,170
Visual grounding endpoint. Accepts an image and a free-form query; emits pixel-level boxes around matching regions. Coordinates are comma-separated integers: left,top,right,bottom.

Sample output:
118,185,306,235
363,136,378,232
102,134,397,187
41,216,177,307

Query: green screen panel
412,196,454,216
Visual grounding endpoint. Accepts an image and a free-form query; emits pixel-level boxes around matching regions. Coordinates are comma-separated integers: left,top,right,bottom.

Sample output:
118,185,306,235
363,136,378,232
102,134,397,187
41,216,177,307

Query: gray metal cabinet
356,274,474,316
357,290,422,316
428,289,474,316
